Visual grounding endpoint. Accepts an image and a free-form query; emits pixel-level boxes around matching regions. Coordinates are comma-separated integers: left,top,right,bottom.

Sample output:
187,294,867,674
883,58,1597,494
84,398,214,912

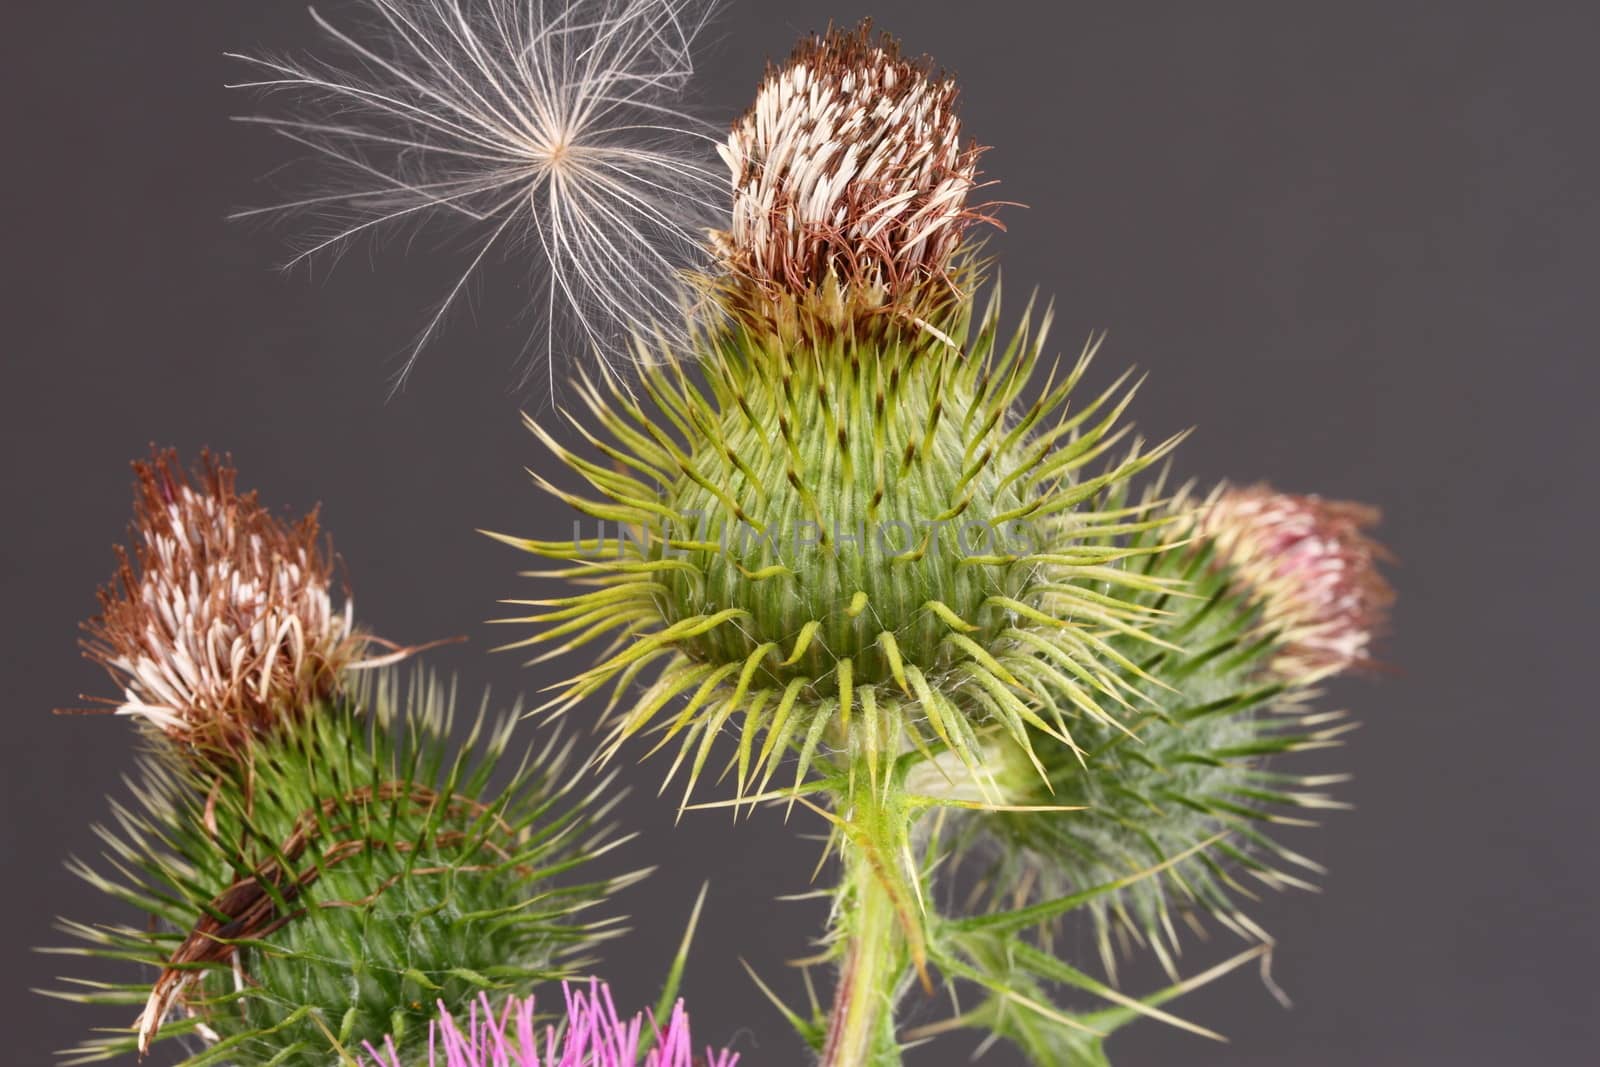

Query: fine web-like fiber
231,0,724,388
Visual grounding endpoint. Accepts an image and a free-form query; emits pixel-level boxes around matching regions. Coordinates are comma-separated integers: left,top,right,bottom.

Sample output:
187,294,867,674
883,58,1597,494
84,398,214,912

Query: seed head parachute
231,0,725,391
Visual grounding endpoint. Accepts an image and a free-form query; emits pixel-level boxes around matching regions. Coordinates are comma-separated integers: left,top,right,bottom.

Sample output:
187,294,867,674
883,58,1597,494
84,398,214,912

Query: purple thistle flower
361,980,738,1067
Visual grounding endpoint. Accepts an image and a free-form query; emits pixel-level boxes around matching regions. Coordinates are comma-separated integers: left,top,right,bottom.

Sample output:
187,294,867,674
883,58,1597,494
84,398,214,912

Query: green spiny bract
51,668,632,1066
495,286,1184,804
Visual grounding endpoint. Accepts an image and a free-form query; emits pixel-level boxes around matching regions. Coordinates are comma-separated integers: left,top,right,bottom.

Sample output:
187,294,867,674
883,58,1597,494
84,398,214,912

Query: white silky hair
230,0,724,392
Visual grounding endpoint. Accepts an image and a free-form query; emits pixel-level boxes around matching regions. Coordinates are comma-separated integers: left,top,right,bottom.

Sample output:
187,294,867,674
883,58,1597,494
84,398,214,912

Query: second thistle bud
952,487,1394,986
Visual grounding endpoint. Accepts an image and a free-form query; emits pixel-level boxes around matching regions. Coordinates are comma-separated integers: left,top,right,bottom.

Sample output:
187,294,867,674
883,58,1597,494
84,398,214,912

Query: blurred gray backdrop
3,2,1596,1064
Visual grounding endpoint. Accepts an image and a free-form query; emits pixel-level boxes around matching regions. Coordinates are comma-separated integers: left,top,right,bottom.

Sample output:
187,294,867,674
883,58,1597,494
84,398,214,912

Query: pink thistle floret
361,981,739,1067
1197,484,1395,683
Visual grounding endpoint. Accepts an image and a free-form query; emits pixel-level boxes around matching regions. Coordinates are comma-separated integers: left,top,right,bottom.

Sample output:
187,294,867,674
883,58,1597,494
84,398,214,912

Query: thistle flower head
1198,485,1394,683
73,450,369,755
499,302,1181,809
231,0,722,389
361,982,738,1067
712,21,992,332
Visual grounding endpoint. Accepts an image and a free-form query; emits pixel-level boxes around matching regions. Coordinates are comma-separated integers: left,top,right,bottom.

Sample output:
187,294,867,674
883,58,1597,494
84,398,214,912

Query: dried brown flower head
712,22,995,333
1198,485,1396,682
71,450,373,755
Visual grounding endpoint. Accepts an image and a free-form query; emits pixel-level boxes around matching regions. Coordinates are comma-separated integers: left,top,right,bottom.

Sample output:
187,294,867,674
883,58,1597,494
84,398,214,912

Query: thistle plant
34,6,1401,1067
49,453,637,1065
931,485,1392,1062
486,23,1391,1066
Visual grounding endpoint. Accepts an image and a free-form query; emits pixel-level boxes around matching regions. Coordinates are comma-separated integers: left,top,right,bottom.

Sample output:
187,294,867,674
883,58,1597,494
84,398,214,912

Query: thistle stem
822,858,902,1066
820,757,919,1067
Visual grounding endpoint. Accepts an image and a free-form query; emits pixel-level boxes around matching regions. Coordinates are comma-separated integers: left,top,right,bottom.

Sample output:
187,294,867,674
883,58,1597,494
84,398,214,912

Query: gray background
3,2,1595,1064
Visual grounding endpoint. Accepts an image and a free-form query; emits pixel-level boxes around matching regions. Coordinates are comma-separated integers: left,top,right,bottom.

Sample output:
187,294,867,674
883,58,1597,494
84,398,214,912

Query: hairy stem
820,755,922,1067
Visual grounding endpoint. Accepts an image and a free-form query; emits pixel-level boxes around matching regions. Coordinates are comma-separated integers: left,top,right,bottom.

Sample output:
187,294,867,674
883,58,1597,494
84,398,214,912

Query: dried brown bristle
713,21,999,331
69,449,370,756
